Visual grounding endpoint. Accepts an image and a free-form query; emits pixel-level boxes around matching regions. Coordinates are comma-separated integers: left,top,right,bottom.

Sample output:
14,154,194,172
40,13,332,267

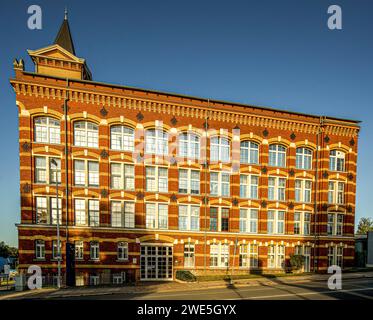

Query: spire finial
64,7,68,20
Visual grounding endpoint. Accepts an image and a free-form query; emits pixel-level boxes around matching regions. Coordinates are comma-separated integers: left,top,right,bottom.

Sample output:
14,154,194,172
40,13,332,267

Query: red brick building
10,15,360,284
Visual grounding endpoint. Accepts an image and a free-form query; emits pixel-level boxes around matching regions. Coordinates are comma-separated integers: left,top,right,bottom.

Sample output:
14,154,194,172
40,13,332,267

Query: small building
355,232,373,268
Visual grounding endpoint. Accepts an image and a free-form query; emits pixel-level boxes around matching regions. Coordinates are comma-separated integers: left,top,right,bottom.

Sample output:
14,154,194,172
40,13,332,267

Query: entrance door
140,245,173,280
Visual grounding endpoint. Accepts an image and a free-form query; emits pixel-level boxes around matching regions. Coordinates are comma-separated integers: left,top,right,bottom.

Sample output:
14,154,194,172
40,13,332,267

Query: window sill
33,258,46,262
89,259,100,262
116,259,129,263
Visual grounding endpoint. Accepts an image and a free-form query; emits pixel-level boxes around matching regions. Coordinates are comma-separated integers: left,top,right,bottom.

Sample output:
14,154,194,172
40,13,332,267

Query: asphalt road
55,277,373,300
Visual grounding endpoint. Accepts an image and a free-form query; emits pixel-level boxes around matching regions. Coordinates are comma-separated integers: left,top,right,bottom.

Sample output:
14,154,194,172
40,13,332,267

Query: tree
356,217,373,235
0,241,18,258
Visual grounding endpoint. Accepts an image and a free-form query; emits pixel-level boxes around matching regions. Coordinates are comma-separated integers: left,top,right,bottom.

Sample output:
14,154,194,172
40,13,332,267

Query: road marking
224,286,373,300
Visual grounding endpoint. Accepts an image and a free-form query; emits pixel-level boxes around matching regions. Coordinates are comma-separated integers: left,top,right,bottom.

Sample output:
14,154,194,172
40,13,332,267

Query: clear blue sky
0,0,372,247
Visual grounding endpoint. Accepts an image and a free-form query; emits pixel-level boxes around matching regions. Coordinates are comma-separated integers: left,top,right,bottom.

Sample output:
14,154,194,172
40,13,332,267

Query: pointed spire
54,9,76,55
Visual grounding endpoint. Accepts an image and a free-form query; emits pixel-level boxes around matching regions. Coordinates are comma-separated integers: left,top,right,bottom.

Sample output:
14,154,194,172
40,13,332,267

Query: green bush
176,270,197,282
289,254,305,270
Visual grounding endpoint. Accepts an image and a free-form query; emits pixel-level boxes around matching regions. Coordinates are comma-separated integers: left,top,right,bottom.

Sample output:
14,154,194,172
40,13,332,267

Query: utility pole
51,158,61,288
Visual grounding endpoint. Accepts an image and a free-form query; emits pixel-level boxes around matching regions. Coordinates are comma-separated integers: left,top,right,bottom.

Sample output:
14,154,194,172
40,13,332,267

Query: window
329,150,345,172
145,203,168,229
268,177,286,201
328,181,344,204
90,241,99,260
145,129,168,155
295,179,312,203
294,211,311,235
239,244,258,268
88,200,100,227
52,240,62,260
267,210,285,234
110,163,135,190
74,121,98,148
210,137,230,162
178,169,200,194
210,172,230,197
34,117,60,144
74,160,99,187
35,196,62,225
110,125,134,151
35,240,45,259
240,175,259,199
75,199,86,226
269,144,286,167
179,132,200,159
146,166,168,192
179,205,200,231
210,207,229,232
75,241,84,260
184,243,195,268
240,141,259,164
34,156,61,184
239,208,258,233
296,147,312,170
327,213,344,236
117,242,128,260
328,246,343,267
267,245,285,269
210,243,229,268
111,201,135,228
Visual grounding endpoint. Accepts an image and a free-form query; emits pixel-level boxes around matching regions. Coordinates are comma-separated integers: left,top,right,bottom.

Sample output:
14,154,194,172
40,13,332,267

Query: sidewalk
3,271,373,300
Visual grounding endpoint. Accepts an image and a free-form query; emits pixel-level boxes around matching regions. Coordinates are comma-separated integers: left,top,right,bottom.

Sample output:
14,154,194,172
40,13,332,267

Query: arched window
329,150,345,172
240,141,259,164
145,129,168,155
110,125,134,151
117,242,128,260
178,132,200,159
296,147,312,170
34,117,60,144
210,136,230,162
74,121,98,148
268,144,286,167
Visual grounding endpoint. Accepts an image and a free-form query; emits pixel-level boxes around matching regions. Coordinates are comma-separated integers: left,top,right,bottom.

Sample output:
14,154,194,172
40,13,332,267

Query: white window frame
210,243,229,268
178,205,200,231
240,141,259,164
239,243,259,268
34,116,60,144
328,181,345,204
327,212,344,236
184,243,195,268
209,207,230,232
295,179,312,203
329,150,345,172
239,208,258,233
75,241,84,260
210,136,230,163
210,171,230,197
34,156,62,185
293,211,311,235
117,242,129,261
74,121,99,148
269,144,286,167
267,210,285,234
178,169,200,194
35,196,62,225
145,129,168,155
90,241,100,260
268,176,286,201
145,203,168,229
110,125,134,151
74,159,99,187
296,147,312,170
328,245,343,267
145,166,168,193
111,201,135,228
267,244,285,269
74,198,100,227
239,174,259,199
110,162,135,190
35,240,45,259
178,132,200,159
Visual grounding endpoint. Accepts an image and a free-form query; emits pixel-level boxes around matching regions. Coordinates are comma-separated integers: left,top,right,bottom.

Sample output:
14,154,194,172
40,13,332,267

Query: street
52,277,373,300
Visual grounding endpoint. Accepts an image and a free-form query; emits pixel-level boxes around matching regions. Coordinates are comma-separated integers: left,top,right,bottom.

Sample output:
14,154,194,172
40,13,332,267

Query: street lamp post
51,158,61,289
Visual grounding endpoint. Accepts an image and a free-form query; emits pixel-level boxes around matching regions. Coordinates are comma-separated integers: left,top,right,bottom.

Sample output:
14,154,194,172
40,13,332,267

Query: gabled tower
27,10,92,80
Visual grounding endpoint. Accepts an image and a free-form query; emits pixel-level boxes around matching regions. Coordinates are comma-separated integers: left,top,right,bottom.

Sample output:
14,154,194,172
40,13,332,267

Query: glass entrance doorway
140,245,173,280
